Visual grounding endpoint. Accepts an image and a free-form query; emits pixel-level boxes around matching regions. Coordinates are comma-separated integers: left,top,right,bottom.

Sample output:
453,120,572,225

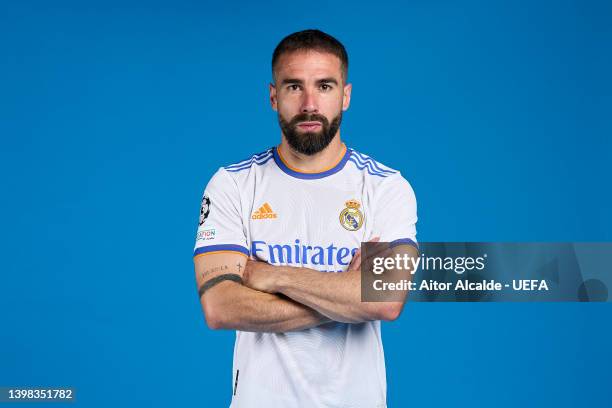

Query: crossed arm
195,253,331,332
195,243,418,332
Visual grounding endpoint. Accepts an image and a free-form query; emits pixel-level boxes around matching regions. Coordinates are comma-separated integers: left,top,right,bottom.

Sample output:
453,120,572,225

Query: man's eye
320,84,332,91
288,84,301,91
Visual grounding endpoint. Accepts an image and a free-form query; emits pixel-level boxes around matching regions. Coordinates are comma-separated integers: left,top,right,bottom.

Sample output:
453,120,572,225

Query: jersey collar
273,144,351,180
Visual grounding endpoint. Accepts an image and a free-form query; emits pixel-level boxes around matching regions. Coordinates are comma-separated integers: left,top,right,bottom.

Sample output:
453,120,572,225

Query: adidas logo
252,202,278,220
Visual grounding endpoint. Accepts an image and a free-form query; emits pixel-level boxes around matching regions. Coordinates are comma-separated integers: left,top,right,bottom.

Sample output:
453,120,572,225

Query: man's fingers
243,259,256,280
349,237,383,271
362,243,391,260
350,250,360,265
349,249,362,270
349,237,387,271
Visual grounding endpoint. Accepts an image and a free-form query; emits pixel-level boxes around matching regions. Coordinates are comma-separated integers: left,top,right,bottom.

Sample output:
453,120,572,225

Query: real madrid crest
339,199,364,231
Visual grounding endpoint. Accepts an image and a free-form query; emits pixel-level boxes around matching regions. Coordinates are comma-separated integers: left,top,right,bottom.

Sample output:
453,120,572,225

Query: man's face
270,50,352,155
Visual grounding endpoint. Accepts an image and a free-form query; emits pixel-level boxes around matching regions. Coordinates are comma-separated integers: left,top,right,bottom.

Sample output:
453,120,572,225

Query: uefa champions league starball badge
339,199,364,231
199,195,211,226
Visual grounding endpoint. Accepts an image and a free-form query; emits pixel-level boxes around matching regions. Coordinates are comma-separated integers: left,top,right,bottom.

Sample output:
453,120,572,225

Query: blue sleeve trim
194,244,250,257
389,238,419,251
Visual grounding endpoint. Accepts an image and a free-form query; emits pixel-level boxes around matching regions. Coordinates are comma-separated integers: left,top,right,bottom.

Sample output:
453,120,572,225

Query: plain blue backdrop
1,0,610,407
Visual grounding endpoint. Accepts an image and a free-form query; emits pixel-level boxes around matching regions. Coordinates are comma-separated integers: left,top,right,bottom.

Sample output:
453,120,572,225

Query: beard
279,111,342,156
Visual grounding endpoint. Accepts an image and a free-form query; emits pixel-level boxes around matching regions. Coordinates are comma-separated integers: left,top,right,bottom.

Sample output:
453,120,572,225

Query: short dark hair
272,29,349,83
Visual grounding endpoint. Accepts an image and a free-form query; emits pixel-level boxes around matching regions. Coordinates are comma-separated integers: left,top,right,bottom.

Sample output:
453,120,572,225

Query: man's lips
297,121,322,131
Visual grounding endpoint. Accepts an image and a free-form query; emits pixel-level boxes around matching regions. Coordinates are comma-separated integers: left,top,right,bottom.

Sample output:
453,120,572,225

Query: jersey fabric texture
194,145,418,408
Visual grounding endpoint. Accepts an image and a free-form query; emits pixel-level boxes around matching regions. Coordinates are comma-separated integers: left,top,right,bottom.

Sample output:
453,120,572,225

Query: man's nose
301,89,318,113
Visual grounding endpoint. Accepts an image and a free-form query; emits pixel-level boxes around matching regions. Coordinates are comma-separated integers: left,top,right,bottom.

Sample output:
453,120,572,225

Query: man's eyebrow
280,78,304,85
316,78,339,85
279,78,339,86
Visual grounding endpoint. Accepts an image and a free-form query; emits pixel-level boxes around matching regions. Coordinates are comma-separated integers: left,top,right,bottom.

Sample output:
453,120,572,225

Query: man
194,29,418,408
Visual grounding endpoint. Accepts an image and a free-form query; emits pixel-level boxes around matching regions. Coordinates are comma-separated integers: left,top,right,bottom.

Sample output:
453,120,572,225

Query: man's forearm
201,281,331,333
242,245,416,323
270,266,382,323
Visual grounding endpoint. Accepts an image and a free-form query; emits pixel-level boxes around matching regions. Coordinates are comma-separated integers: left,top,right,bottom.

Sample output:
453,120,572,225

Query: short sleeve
372,173,418,250
193,168,249,258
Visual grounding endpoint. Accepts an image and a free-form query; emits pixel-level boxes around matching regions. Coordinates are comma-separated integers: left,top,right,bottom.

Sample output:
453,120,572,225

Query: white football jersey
194,144,418,408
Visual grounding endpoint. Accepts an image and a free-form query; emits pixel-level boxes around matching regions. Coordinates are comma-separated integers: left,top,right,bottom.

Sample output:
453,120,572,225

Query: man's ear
342,83,352,111
269,83,278,111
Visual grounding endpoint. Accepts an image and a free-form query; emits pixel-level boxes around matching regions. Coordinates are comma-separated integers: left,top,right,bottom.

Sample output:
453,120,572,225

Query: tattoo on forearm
198,274,243,297
200,261,245,280
201,265,229,280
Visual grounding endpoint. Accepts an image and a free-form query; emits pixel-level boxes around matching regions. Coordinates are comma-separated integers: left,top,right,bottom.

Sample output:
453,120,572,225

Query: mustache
288,113,329,126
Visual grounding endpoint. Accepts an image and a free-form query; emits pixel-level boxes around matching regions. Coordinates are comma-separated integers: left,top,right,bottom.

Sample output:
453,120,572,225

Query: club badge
339,199,364,231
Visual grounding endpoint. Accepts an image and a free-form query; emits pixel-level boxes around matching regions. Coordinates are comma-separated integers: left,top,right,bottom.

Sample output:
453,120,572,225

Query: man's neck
278,133,346,173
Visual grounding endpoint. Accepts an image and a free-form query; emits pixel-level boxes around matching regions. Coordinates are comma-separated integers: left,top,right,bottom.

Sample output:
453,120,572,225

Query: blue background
1,0,610,406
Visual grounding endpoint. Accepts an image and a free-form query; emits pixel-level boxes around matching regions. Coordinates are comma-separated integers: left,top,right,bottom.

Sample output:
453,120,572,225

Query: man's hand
347,236,380,273
243,258,278,293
